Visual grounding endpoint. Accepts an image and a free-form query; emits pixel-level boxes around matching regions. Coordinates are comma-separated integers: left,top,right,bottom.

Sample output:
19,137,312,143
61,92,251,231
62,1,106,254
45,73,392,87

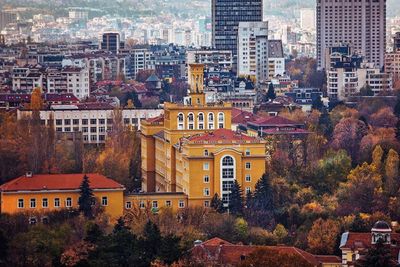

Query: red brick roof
146,115,164,124
186,129,259,143
0,173,124,192
201,237,233,246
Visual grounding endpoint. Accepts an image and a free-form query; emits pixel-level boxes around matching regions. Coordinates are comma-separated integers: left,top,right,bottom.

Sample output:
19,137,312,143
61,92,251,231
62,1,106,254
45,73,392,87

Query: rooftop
0,173,124,192
185,128,262,144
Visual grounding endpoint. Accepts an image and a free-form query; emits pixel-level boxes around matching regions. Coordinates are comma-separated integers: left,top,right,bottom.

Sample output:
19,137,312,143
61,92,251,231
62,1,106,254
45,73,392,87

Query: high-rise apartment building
212,0,263,58
100,32,121,54
316,0,386,70
0,11,17,31
237,22,269,83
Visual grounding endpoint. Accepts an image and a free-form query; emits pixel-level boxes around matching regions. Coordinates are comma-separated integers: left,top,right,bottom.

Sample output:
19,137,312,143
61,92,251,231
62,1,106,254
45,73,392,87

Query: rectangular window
54,198,60,208
90,127,97,133
204,201,210,207
90,135,97,142
204,150,209,156
245,162,251,170
245,174,251,182
56,119,62,125
101,197,108,206
18,199,24,208
152,201,158,208
64,119,71,125
204,175,210,183
245,149,250,156
124,118,130,124
82,119,88,125
42,198,48,208
139,201,145,209
90,119,97,124
82,127,88,133
125,201,132,209
203,162,209,170
204,188,210,196
66,197,72,207
165,200,172,207
73,119,79,125
30,198,36,208
246,187,251,194
179,200,185,208
99,119,105,124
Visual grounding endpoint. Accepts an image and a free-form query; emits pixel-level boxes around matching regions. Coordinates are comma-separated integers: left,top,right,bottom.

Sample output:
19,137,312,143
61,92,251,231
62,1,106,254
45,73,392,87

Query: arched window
198,112,204,130
220,155,235,206
188,113,194,130
177,113,184,130
208,113,214,129
218,112,224,129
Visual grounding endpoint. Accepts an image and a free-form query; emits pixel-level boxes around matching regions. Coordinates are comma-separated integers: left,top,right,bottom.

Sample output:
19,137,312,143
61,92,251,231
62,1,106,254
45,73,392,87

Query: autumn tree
307,218,340,255
331,117,368,163
30,87,44,110
369,107,398,128
384,149,400,196
337,163,383,215
96,108,141,190
372,145,384,170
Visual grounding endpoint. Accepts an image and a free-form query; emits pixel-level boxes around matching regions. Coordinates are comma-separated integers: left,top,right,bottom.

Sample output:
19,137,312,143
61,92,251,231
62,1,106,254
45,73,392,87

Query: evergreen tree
245,190,254,209
394,96,400,118
78,174,94,218
210,193,225,213
359,84,374,96
0,229,7,266
84,222,104,244
158,234,183,265
311,95,324,111
355,239,396,267
139,221,162,266
253,173,274,212
266,83,276,101
318,109,333,138
228,180,244,216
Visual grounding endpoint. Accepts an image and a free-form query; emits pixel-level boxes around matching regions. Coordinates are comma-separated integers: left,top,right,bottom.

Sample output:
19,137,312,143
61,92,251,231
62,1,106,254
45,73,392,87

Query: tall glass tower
212,0,263,58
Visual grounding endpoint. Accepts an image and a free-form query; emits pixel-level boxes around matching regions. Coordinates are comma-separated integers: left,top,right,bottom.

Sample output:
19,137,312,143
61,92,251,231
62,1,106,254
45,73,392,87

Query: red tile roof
0,173,124,192
231,108,260,124
262,128,310,135
186,129,259,144
190,238,333,266
146,115,164,124
251,115,303,126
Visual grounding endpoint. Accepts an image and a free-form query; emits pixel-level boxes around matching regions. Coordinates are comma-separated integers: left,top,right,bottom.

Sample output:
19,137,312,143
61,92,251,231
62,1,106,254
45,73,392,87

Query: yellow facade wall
0,190,124,219
124,193,188,212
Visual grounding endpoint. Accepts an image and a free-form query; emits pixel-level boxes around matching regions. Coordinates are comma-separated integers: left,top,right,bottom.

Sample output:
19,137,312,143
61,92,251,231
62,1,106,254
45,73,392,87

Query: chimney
25,171,33,178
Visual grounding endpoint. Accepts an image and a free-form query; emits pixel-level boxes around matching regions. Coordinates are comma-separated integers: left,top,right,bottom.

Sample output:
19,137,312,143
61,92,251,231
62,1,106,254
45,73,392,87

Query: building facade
17,105,163,144
317,0,386,70
141,64,267,207
237,21,269,83
0,173,125,220
100,32,121,54
212,0,263,59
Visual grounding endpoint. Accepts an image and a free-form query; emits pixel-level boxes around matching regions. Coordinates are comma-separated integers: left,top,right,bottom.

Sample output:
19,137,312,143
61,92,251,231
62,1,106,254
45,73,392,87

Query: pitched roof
250,115,303,127
0,173,124,192
190,238,326,266
231,108,260,124
146,73,160,82
186,129,260,144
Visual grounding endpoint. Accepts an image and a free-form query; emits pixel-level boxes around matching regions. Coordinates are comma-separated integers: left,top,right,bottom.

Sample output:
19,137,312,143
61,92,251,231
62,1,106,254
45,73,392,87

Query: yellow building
141,64,267,207
0,173,125,221
124,192,188,212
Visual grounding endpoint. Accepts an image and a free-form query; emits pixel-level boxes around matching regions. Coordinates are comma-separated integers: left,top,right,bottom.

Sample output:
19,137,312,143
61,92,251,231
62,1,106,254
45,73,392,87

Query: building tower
212,0,263,64
371,221,392,245
316,0,386,70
